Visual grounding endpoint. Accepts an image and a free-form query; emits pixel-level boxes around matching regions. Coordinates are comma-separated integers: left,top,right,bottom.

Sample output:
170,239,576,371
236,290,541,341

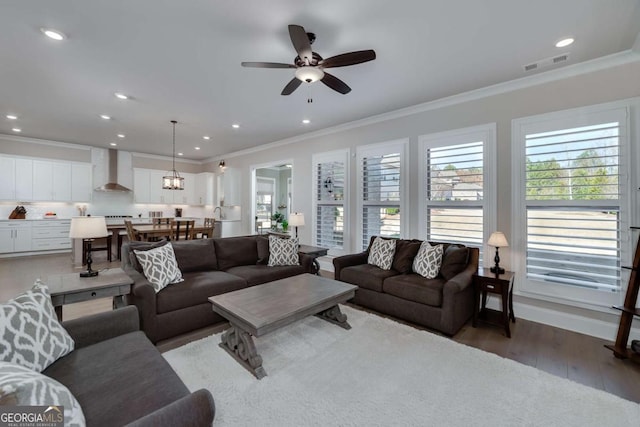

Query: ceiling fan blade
320,50,377,68
281,77,302,95
321,72,351,94
288,25,313,63
241,62,296,69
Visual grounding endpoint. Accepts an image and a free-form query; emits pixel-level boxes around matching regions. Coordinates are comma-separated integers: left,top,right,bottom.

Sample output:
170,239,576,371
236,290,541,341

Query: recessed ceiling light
12,128,21,133
302,119,311,124
100,114,111,120
178,152,183,156
6,114,17,120
110,142,117,146
117,134,125,138
232,124,240,129
195,147,201,150
555,38,574,48
41,28,66,41
203,136,210,140
114,92,128,100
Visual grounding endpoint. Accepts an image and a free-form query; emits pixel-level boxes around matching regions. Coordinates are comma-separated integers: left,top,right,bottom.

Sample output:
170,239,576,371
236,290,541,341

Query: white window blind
525,122,621,292
313,151,348,255
358,141,406,250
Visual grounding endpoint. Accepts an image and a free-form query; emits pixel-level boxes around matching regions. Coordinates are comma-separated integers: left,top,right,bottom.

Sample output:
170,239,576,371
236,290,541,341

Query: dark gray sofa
122,235,315,343
43,306,215,427
334,236,479,336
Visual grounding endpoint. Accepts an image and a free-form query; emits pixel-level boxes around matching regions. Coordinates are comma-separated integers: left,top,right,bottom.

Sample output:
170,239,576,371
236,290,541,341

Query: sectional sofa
122,236,315,343
334,236,479,335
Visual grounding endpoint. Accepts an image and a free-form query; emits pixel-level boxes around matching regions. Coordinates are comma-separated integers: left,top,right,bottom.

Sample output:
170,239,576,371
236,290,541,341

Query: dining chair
152,217,174,226
195,217,215,239
171,220,195,240
124,220,139,241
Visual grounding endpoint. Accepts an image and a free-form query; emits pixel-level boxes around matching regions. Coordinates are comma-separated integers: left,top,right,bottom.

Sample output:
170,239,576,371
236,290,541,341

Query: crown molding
0,133,92,151
211,49,640,161
130,151,202,165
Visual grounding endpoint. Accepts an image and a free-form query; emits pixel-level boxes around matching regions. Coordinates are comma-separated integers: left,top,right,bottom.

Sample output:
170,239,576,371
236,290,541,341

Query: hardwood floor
2,252,640,403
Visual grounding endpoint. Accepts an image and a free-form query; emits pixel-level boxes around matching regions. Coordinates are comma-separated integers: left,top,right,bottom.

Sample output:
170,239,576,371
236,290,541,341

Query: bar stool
82,231,113,265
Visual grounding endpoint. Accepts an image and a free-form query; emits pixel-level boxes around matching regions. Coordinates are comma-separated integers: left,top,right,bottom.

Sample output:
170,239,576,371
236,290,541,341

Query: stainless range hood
94,149,132,192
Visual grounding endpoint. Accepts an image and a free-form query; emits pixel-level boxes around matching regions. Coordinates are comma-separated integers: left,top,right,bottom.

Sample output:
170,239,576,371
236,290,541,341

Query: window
357,140,408,250
256,177,275,230
312,150,349,255
419,124,496,263
513,103,631,307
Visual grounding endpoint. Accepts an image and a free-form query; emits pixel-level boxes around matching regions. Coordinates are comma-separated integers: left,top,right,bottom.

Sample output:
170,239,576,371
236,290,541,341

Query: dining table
132,220,211,242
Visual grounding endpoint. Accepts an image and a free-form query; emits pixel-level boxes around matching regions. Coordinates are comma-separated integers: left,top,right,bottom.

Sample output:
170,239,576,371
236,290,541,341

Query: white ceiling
1,0,639,160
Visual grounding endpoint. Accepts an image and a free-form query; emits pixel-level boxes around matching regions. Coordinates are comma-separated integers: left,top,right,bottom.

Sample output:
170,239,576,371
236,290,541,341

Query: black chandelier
162,120,184,190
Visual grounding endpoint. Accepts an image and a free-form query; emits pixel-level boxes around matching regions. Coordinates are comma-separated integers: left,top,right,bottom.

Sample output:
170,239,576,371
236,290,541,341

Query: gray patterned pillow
412,242,443,279
268,236,299,266
368,237,397,270
0,361,86,427
0,281,75,372
134,243,184,293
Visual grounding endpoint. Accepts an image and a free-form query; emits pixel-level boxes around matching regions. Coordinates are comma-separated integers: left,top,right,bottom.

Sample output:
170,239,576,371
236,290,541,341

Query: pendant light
163,120,185,190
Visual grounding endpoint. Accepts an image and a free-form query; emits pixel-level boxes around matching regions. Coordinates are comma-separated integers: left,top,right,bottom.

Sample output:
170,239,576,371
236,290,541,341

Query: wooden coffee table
209,273,357,379
46,268,134,321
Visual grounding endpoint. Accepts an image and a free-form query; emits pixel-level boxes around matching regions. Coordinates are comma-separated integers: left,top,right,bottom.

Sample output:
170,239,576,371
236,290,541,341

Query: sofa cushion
392,240,422,273
340,264,399,292
214,237,259,270
368,237,397,270
0,361,85,427
268,236,299,266
127,240,169,273
413,242,443,279
440,245,470,280
256,236,270,265
134,243,184,293
0,281,75,372
383,274,446,307
156,271,248,314
226,265,306,287
43,331,189,427
171,239,218,273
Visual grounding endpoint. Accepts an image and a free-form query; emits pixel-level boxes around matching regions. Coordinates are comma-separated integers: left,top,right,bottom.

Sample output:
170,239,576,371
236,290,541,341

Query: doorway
251,160,293,234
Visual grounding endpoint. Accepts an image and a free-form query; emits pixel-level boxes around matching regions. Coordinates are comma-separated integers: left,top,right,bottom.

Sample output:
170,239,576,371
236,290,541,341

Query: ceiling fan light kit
242,24,376,96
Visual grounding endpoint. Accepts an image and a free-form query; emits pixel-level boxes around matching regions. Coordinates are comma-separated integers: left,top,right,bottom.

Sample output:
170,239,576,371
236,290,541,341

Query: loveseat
122,235,315,343
333,236,479,336
44,306,215,426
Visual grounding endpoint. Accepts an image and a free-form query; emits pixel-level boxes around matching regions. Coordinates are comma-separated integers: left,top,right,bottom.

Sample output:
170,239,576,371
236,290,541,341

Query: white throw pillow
368,237,397,270
268,236,299,266
0,361,86,427
0,281,75,372
134,243,183,293
413,241,443,279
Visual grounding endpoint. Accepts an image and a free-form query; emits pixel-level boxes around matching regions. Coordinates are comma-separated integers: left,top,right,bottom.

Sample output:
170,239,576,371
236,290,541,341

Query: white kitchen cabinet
32,160,73,201
171,173,195,204
71,163,92,202
133,169,151,203
220,167,241,206
31,220,71,251
0,157,33,201
195,172,214,205
0,222,32,254
52,162,72,201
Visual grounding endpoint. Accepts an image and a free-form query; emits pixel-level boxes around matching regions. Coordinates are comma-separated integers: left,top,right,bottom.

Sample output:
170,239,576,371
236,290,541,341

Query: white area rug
164,306,640,426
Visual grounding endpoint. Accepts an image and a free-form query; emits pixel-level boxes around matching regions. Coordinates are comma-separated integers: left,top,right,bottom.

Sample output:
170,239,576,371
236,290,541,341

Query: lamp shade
487,231,509,248
289,212,305,227
295,67,324,83
69,216,108,239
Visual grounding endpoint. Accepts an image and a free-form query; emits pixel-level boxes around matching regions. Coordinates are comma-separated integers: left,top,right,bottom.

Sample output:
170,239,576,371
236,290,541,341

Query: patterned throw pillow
134,243,184,293
268,236,299,266
0,361,86,427
412,241,444,279
368,237,397,270
0,281,75,372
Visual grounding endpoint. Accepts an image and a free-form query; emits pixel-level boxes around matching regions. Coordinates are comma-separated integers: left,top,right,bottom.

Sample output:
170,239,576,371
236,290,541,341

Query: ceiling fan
241,24,376,95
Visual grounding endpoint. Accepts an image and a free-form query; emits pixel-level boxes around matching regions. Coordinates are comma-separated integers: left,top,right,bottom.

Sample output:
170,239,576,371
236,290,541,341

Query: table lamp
289,212,305,238
69,216,108,277
487,231,509,275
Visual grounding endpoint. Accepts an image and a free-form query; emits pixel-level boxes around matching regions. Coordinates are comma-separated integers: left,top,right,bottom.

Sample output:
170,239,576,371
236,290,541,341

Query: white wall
203,54,640,340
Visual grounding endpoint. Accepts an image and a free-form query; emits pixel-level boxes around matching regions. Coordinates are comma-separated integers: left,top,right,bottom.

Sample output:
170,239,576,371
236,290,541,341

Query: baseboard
0,249,71,258
484,298,640,342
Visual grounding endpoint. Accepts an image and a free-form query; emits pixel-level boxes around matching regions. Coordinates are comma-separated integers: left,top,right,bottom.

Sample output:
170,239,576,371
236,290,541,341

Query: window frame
418,123,497,263
312,149,350,256
356,139,409,251
511,101,633,310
